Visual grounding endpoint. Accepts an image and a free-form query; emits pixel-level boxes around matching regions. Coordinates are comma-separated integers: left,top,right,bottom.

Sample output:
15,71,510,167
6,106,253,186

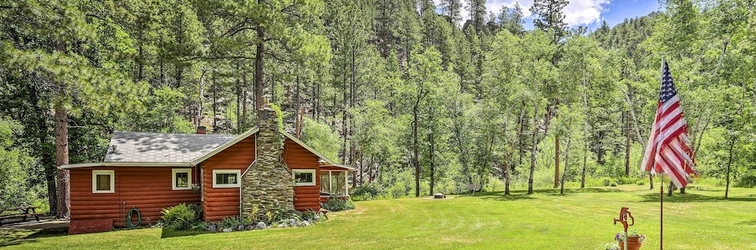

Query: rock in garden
255,222,267,230
289,219,297,226
313,215,321,221
237,225,245,231
207,223,217,232
277,223,286,228
434,193,446,199
301,221,311,227
222,228,232,232
246,225,255,230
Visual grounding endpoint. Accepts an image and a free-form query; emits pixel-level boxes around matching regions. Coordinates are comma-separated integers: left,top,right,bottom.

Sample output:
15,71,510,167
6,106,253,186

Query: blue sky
596,0,660,28
438,0,661,31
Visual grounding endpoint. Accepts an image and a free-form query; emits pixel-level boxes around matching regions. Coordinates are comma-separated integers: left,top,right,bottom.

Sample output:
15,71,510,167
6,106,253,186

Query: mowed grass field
2,184,755,249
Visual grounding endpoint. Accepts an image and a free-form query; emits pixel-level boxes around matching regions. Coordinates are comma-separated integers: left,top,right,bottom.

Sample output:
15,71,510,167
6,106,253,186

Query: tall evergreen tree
530,0,569,43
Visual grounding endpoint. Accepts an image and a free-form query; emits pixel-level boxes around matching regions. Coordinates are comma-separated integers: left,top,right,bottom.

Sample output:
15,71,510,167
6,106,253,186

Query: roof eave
321,164,356,171
59,162,194,169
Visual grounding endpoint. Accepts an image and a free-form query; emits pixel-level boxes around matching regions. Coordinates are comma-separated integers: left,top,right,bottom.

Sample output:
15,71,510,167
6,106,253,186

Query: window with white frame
172,168,192,190
293,169,316,186
213,170,240,188
92,170,115,193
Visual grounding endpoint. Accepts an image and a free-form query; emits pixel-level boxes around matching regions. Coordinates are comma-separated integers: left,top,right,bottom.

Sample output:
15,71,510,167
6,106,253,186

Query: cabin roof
104,131,237,164
60,128,347,170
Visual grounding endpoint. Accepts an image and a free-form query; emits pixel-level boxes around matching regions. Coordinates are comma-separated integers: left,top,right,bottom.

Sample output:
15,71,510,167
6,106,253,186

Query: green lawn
3,185,755,249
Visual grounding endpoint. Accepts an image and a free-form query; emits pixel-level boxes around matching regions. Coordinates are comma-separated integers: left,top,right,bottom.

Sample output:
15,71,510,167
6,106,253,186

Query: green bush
220,216,241,230
161,203,198,230
601,177,614,187
351,182,383,201
635,180,645,186
322,197,356,212
735,172,756,188
616,177,637,185
302,209,317,221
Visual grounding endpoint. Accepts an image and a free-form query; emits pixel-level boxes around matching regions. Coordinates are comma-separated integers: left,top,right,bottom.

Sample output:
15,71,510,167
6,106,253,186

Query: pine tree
530,0,569,43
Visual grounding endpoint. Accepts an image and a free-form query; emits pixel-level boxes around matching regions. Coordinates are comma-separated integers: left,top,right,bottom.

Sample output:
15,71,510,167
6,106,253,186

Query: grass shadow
0,227,67,247
160,227,214,238
737,220,756,226
471,187,625,201
476,192,535,201
638,192,756,203
535,187,628,195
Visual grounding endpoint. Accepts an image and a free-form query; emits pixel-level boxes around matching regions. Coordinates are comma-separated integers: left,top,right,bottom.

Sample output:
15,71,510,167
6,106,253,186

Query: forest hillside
1,0,755,215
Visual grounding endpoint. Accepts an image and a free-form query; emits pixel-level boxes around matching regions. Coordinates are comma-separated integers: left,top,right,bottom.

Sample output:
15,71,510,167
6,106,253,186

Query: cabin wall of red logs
69,133,339,233
201,136,255,221
284,138,321,211
69,166,200,230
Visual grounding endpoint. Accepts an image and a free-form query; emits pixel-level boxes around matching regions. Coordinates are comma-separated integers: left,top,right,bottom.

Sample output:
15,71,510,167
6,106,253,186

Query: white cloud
433,0,610,27
562,0,610,26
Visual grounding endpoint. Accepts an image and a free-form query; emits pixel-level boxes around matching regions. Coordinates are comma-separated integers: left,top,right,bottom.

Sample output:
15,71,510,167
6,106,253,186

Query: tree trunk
212,73,217,130
295,75,302,138
242,67,248,130
554,134,560,188
646,173,652,189
341,69,348,164
724,135,735,199
528,101,537,195
54,39,70,219
270,73,275,103
254,25,265,109
504,159,511,195
625,111,631,176
359,152,364,185
516,101,526,175
33,84,56,215
350,47,357,189
197,70,206,128
581,58,588,189
368,156,375,183
175,65,183,88
236,72,242,133
429,131,435,196
413,102,420,197
54,100,69,219
560,120,572,195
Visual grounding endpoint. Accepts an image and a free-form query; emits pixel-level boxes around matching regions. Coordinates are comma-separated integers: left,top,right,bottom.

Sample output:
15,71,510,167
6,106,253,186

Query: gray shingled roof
104,131,236,163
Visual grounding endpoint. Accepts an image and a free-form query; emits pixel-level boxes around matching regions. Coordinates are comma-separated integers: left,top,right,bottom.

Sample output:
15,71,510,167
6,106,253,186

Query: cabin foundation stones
241,105,295,218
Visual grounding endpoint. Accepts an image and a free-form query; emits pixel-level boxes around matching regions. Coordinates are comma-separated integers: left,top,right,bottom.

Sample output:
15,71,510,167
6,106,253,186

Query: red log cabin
60,107,352,234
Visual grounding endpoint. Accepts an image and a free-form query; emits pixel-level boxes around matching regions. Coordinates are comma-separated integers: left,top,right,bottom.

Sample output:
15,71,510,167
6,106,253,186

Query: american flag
641,60,696,188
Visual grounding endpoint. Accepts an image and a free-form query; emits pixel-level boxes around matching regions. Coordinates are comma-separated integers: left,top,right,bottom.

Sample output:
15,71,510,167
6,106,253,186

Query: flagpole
660,173,664,250
659,57,664,250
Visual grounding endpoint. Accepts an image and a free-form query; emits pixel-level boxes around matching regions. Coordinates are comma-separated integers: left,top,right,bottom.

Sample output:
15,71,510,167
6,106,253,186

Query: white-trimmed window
172,168,192,190
92,170,115,193
293,169,316,186
213,170,240,188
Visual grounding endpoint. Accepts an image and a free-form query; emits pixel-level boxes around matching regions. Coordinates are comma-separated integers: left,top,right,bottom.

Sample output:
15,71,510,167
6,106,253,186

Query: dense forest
1,0,755,216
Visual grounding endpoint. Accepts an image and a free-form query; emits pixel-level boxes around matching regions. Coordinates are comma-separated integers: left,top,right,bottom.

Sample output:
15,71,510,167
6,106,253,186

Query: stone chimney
196,126,207,134
241,104,295,218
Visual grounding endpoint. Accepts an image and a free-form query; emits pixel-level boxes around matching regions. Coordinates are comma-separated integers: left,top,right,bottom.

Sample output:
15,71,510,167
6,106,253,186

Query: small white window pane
293,169,316,186
212,170,241,188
